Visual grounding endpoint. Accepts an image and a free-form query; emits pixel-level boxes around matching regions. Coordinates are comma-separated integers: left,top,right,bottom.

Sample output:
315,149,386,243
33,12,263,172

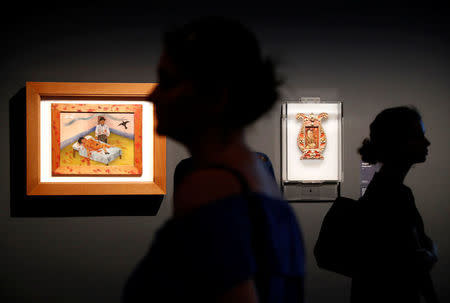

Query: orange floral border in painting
51,103,143,176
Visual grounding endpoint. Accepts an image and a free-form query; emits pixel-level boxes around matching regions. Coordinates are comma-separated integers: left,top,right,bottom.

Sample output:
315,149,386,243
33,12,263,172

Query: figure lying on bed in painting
78,136,111,157
72,135,122,165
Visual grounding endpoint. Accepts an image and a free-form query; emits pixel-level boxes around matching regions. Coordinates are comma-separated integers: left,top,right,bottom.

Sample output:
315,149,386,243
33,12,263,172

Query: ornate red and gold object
296,112,328,160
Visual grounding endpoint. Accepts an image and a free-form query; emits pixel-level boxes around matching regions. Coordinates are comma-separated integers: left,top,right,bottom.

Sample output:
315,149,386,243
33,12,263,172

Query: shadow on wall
9,87,163,217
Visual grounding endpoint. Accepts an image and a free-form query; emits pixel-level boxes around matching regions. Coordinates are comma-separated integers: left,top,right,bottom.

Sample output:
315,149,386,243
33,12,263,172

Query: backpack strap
189,164,271,300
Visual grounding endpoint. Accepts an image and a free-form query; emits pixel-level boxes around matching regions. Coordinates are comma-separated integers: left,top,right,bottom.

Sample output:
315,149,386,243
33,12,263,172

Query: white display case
281,100,343,201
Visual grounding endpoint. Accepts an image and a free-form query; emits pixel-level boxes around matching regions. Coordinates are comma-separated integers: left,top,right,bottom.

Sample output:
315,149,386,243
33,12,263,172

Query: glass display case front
281,100,343,201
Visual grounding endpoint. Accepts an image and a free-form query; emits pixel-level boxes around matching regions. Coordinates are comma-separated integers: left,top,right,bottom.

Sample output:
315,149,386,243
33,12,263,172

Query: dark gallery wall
1,5,449,303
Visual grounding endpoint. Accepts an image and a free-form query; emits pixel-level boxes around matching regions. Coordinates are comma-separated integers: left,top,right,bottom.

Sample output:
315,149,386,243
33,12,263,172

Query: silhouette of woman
354,106,438,303
122,17,305,303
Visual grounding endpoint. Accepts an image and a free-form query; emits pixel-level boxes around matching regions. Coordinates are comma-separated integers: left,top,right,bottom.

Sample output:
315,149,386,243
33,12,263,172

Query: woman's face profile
393,119,430,165
150,51,202,140
405,119,430,164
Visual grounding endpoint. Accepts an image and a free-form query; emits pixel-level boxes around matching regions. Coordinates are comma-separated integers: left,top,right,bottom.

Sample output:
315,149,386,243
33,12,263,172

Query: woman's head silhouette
150,16,280,145
358,106,430,166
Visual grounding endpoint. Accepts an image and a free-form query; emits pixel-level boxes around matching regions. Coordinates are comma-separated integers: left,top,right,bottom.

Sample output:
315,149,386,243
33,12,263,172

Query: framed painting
26,82,166,196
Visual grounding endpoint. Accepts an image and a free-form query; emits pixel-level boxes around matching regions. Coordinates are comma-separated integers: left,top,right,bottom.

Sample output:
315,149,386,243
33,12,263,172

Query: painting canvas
51,103,143,176
296,112,328,160
305,126,319,149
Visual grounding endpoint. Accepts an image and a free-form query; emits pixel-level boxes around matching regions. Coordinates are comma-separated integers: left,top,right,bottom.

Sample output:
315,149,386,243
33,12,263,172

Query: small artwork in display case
281,100,343,202
296,112,328,159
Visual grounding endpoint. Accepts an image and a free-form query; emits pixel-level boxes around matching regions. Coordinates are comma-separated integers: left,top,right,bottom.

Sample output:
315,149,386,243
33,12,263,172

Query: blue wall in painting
110,128,134,140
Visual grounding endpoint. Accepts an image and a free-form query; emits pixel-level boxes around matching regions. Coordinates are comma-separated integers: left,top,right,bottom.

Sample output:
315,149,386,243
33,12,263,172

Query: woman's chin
155,125,186,143
413,155,427,164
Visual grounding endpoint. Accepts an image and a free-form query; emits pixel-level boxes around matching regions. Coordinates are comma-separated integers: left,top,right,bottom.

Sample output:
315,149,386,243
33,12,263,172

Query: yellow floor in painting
60,132,135,166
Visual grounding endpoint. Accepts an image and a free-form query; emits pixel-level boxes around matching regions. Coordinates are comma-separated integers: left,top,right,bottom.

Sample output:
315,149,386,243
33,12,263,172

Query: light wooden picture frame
26,82,166,196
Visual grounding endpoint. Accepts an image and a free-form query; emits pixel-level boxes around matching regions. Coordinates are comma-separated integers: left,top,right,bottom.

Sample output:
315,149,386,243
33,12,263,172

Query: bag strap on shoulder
191,164,271,296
